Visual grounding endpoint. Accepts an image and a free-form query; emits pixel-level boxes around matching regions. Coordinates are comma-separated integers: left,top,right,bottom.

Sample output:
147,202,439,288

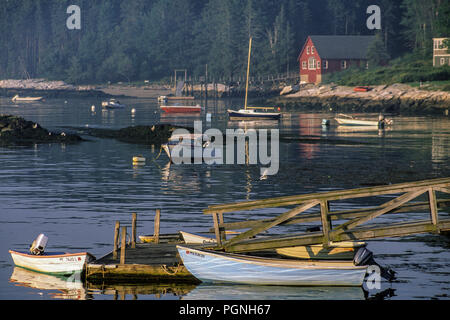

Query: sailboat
227,38,281,121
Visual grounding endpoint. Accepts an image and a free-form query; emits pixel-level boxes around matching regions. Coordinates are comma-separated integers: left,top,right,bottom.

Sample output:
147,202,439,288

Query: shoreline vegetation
1,78,449,115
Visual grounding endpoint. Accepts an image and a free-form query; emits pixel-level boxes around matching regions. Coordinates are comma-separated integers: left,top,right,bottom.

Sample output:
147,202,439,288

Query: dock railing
203,177,450,253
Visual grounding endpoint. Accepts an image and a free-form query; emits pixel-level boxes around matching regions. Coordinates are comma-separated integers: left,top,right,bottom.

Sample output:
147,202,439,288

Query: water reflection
9,267,90,300
182,284,365,300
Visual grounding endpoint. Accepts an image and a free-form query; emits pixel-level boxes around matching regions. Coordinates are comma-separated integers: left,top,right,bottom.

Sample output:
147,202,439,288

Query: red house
298,35,375,84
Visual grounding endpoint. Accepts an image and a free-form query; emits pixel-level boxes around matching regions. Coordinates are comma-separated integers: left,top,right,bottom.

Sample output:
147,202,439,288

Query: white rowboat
9,250,95,276
177,245,368,286
11,95,44,102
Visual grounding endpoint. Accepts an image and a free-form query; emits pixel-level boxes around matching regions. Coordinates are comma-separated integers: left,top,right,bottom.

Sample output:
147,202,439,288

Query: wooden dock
86,211,199,284
86,177,449,283
204,177,450,253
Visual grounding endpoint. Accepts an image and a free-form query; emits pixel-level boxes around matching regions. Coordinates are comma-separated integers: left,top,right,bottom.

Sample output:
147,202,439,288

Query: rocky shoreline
0,79,114,98
274,83,450,115
0,115,83,146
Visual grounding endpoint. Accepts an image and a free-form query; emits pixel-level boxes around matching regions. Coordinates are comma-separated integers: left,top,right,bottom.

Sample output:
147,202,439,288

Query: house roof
306,35,376,60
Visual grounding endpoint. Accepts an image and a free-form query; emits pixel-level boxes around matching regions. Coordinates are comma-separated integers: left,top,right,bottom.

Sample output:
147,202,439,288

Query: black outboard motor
354,247,396,282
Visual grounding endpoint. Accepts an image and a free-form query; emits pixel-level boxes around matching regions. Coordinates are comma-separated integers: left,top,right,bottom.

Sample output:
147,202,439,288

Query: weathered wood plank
331,189,426,236
203,177,450,214
120,227,127,265
212,212,222,247
154,209,161,244
113,221,120,260
223,201,319,249
320,200,331,246
223,218,450,253
207,199,450,232
428,188,439,228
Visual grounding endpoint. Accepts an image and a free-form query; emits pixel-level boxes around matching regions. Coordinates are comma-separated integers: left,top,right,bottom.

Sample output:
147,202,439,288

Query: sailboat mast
244,37,252,110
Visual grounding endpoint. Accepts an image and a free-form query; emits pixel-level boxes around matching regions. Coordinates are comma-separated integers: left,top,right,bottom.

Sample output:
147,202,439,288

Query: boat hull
12,96,44,102
160,106,201,113
227,110,281,120
177,246,367,286
9,250,94,276
335,118,379,126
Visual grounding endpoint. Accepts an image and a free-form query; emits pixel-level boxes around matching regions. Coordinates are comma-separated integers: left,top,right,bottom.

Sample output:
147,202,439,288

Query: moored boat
176,245,368,286
228,109,282,120
162,133,222,163
11,95,44,102
335,114,393,127
227,37,281,121
9,250,95,276
160,104,202,113
101,99,126,109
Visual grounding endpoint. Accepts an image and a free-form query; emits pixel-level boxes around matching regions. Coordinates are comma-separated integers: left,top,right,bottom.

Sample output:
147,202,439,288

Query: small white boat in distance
102,98,126,109
9,250,95,276
335,114,393,127
11,95,44,102
177,245,368,286
162,133,222,163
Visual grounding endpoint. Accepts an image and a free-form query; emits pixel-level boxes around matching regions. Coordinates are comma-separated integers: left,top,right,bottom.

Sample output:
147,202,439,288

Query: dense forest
0,0,449,84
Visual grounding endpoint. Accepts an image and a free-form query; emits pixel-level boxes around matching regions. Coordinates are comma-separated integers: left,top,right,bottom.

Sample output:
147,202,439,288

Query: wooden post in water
428,187,439,232
154,209,161,244
120,227,127,265
212,213,222,247
320,200,331,247
113,221,120,259
131,212,137,248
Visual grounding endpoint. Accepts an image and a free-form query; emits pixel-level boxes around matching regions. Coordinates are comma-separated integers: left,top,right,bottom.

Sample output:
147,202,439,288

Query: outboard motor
29,233,48,255
354,247,396,282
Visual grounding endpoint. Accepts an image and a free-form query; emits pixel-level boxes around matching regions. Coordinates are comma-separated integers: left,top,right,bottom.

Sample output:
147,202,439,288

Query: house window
441,58,446,66
307,46,310,54
341,60,347,69
317,60,320,69
308,57,316,69
311,46,314,54
323,60,328,69
302,61,307,69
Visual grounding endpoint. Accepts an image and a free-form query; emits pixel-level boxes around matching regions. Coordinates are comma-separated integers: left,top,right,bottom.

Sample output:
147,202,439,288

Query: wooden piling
131,213,137,248
113,221,120,260
120,227,127,265
154,209,161,244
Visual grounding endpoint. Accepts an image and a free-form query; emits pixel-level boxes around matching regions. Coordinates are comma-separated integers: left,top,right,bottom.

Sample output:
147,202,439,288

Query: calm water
0,96,449,300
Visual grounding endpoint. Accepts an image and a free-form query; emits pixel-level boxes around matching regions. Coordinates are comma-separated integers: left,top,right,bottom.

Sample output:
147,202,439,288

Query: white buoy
91,105,95,112
131,108,136,114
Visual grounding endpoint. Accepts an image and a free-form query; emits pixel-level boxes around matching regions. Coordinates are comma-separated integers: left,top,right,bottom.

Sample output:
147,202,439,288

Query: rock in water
0,114,83,146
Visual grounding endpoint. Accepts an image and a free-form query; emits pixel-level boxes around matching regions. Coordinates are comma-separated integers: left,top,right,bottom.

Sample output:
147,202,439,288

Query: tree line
0,0,448,84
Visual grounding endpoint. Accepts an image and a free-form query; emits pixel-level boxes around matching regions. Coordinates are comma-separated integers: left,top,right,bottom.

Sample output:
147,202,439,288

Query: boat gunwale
9,250,94,260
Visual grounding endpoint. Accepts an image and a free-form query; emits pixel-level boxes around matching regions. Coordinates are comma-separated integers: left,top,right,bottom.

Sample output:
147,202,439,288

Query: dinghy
11,95,44,102
162,133,222,163
9,234,95,276
9,250,95,276
177,245,368,286
160,104,201,113
101,99,126,109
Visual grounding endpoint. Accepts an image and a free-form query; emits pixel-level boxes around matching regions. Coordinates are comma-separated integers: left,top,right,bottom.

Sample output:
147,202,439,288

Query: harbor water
0,96,449,300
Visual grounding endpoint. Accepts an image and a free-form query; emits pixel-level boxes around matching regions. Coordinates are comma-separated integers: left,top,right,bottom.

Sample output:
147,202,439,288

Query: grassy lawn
323,53,450,91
